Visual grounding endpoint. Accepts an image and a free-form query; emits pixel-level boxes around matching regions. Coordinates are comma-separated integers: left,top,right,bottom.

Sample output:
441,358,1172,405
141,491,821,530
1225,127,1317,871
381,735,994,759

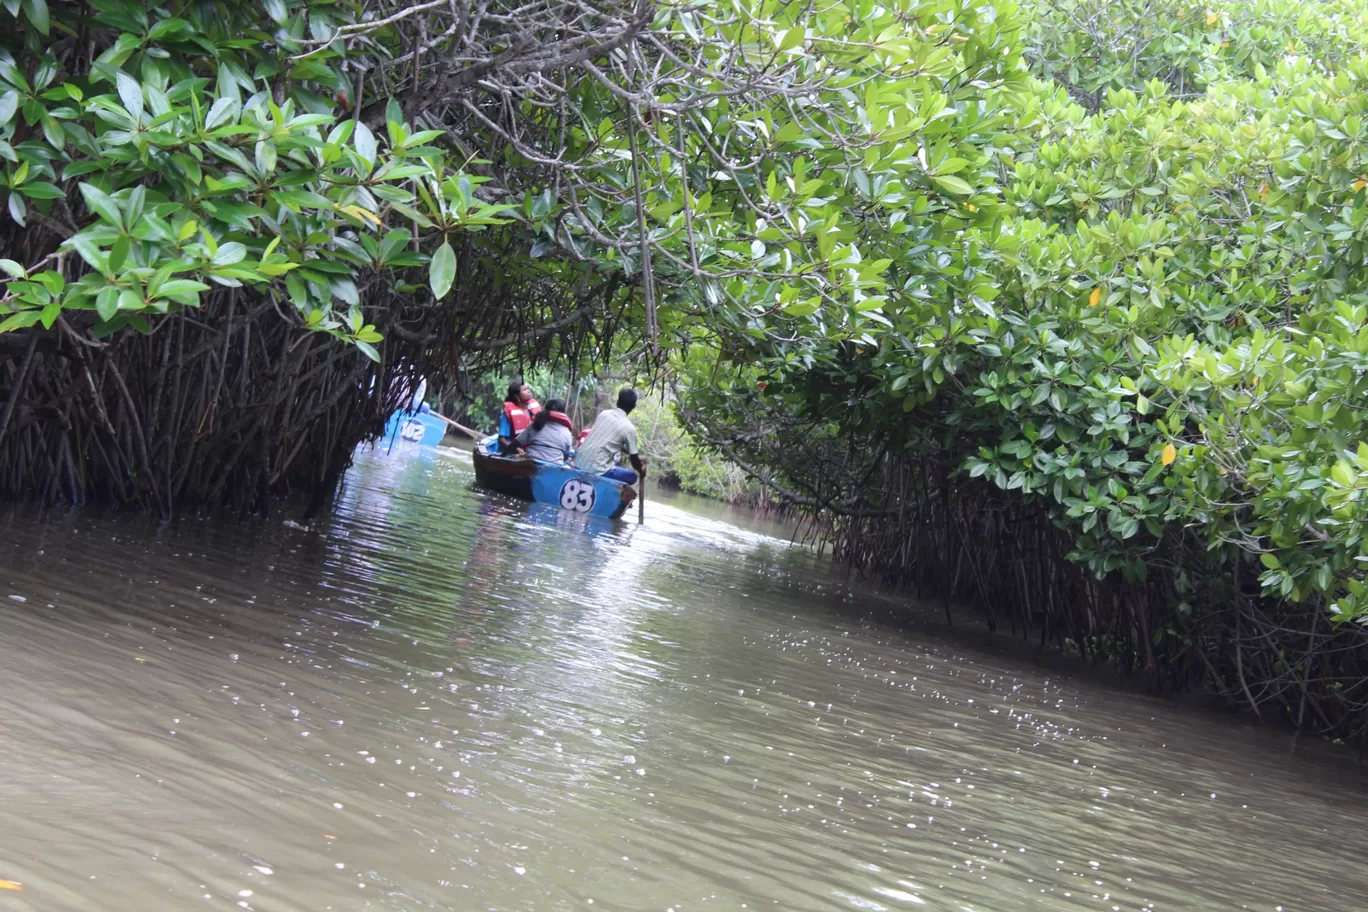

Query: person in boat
497,381,542,453
514,398,575,464
574,387,646,484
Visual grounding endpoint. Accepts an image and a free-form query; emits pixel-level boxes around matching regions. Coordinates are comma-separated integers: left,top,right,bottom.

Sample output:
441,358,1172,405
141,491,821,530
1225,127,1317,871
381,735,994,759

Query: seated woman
497,381,541,453
514,398,575,464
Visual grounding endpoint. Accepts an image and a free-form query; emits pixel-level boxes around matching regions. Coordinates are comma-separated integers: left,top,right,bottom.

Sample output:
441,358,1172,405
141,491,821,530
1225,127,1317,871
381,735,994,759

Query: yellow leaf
0,880,22,891
1353,178,1367,192
341,206,382,227
1161,443,1177,466
1258,180,1269,198
1206,11,1219,24
1089,287,1102,307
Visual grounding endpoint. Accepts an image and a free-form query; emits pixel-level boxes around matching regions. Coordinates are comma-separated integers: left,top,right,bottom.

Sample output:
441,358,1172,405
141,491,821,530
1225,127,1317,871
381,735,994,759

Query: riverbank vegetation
2,0,1366,739
673,0,1368,740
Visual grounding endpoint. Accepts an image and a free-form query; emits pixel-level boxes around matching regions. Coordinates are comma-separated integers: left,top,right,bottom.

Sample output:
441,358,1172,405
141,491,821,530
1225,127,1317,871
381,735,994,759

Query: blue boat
381,409,448,448
471,438,638,520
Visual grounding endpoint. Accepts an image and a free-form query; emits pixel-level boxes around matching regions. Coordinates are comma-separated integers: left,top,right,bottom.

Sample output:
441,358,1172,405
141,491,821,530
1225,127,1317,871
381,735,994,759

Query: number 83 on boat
472,440,639,520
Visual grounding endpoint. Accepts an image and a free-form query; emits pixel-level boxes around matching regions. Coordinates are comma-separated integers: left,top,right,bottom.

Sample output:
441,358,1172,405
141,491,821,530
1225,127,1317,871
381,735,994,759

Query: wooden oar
638,471,646,524
431,412,486,441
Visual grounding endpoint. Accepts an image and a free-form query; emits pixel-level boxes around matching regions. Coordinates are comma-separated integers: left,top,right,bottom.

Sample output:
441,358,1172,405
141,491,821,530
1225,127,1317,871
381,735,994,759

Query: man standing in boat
575,388,646,485
497,381,541,453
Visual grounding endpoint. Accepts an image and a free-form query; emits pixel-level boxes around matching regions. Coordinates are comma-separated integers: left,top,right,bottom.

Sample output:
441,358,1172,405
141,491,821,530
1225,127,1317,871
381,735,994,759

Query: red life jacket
546,411,574,432
503,401,532,435
576,427,592,447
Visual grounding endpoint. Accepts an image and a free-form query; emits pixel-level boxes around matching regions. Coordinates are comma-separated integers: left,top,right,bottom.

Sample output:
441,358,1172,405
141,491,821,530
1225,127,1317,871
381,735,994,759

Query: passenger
574,388,646,484
497,381,542,453
515,398,575,465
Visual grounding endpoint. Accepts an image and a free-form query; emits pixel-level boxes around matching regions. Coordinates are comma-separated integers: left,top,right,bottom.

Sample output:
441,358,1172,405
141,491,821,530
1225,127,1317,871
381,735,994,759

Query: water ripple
0,447,1363,911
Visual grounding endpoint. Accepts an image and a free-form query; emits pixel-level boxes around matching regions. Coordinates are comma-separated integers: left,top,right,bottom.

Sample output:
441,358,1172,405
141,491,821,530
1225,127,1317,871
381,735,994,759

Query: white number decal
400,419,426,442
559,479,596,513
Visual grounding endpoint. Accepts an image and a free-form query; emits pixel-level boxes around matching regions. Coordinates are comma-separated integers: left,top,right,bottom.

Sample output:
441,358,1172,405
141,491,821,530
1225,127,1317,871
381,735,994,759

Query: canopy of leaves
675,0,1368,635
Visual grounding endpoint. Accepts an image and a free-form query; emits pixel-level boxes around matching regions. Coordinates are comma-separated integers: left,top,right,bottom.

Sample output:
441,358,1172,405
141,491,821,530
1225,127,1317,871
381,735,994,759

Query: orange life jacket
503,401,532,435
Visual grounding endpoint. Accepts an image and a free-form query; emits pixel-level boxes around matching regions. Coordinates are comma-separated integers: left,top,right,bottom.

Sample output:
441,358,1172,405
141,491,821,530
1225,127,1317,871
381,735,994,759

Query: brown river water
1,445,1365,911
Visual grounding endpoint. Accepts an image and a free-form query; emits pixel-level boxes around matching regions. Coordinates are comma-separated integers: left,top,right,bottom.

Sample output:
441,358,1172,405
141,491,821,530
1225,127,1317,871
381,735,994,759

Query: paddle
431,412,486,441
638,465,646,524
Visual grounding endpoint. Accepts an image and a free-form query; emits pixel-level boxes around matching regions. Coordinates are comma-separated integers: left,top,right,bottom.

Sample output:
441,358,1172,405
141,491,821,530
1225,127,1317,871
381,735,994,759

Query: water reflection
0,446,1363,911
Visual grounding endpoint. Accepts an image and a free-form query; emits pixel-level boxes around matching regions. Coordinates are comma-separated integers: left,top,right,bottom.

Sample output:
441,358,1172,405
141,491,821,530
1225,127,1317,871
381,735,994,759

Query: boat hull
472,446,637,520
381,410,447,448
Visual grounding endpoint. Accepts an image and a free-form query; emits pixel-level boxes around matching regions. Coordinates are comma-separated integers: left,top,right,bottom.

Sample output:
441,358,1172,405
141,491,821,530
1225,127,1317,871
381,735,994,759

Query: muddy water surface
0,446,1364,911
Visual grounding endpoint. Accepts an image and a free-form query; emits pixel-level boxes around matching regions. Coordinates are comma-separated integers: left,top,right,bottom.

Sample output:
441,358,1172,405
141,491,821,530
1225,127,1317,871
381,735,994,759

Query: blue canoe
381,410,448,448
471,438,638,520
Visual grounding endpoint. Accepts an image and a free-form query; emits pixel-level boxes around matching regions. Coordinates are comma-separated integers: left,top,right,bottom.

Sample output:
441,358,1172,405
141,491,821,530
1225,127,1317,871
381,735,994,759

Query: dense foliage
0,0,1024,513
671,0,1368,734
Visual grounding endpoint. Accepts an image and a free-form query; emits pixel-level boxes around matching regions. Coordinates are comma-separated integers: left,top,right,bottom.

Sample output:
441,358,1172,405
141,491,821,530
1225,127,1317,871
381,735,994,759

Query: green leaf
204,96,239,130
115,70,143,123
79,183,122,224
255,140,277,175
38,299,60,329
0,310,42,334
117,288,143,312
330,278,359,306
18,181,63,200
108,235,129,273
156,279,210,297
22,0,49,34
66,234,107,272
147,17,189,40
270,189,332,211
429,240,455,299
405,129,444,147
353,121,377,167
354,339,381,362
285,273,308,308
1331,460,1356,488
0,258,23,278
95,286,119,321
211,242,246,266
1260,553,1281,571
0,91,18,127
931,175,974,196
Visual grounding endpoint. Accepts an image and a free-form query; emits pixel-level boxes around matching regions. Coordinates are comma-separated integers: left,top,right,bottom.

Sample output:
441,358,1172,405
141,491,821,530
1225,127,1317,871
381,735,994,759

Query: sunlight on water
0,445,1364,911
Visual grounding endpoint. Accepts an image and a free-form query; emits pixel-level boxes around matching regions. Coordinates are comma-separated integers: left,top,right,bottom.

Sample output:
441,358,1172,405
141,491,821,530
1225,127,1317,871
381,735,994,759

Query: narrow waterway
1,445,1364,911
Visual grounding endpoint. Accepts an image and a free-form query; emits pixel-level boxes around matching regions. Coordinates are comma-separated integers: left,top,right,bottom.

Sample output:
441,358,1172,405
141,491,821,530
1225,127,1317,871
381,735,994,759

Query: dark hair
505,381,526,404
616,387,638,412
532,398,566,431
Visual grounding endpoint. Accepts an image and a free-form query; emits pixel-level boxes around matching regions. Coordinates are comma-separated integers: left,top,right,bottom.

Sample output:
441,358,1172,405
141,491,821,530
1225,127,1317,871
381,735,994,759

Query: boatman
575,388,646,484
497,381,541,453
